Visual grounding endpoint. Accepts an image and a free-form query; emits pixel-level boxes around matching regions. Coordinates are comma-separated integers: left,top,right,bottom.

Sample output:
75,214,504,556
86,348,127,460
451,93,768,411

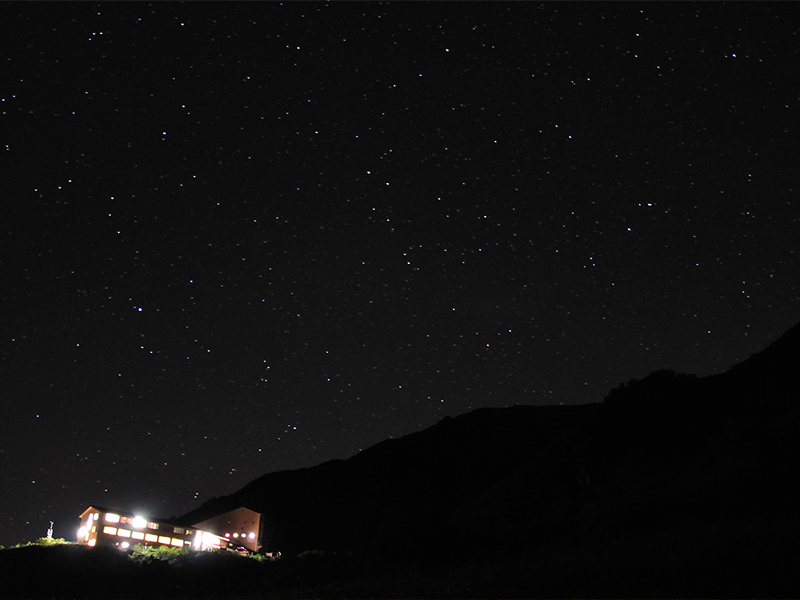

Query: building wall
192,506,262,552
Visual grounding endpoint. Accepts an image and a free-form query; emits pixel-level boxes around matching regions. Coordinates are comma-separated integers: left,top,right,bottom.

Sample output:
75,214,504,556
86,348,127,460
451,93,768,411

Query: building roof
79,505,189,529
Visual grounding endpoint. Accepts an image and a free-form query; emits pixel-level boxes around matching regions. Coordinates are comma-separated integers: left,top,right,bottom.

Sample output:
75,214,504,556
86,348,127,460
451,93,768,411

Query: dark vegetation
3,321,800,598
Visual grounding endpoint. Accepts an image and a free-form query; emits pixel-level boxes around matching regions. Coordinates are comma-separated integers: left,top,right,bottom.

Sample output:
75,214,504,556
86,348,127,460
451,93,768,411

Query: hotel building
77,505,261,553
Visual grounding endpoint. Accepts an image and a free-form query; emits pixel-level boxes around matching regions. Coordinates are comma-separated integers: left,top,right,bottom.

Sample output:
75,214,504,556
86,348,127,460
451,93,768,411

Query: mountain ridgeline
179,321,800,563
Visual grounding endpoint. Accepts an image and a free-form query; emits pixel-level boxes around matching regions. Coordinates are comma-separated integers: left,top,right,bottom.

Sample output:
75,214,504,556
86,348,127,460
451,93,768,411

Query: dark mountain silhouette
4,321,799,599
179,319,800,590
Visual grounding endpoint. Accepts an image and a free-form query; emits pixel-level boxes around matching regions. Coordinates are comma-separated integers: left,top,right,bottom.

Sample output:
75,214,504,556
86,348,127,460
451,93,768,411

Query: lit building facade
77,505,229,552
192,506,262,553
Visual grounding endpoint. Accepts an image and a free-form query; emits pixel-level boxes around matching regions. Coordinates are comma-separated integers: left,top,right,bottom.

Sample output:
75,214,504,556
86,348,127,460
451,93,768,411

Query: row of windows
102,526,187,547
103,513,190,536
224,532,257,540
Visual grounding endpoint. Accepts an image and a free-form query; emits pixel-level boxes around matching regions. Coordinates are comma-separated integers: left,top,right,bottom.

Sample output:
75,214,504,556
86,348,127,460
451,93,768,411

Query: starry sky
2,1,799,547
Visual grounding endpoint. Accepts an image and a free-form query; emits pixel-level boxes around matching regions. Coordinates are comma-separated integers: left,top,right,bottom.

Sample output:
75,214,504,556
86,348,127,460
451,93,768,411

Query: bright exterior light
132,516,147,529
233,532,239,537
88,539,96,547
248,532,255,539
78,527,88,540
202,531,221,549
120,541,130,549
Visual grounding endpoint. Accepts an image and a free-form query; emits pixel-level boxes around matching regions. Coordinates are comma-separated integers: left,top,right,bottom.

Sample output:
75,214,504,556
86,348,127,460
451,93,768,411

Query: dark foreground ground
2,519,800,600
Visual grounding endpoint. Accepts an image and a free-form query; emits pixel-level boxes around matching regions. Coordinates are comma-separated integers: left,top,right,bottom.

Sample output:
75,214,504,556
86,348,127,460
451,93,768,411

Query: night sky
2,2,799,547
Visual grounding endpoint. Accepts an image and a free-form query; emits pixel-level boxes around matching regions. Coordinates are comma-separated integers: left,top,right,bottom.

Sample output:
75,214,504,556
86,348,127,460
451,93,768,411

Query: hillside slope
180,321,800,566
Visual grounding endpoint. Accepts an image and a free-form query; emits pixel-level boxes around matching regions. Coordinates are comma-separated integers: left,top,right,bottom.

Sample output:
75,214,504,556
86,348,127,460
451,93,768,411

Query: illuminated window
91,525,96,533
173,527,185,534
120,516,133,525
93,513,99,520
144,534,158,542
158,536,171,545
170,538,183,547
117,529,131,538
131,531,144,540
105,513,120,523
103,526,117,535
88,538,96,547
132,517,147,529
147,522,159,530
